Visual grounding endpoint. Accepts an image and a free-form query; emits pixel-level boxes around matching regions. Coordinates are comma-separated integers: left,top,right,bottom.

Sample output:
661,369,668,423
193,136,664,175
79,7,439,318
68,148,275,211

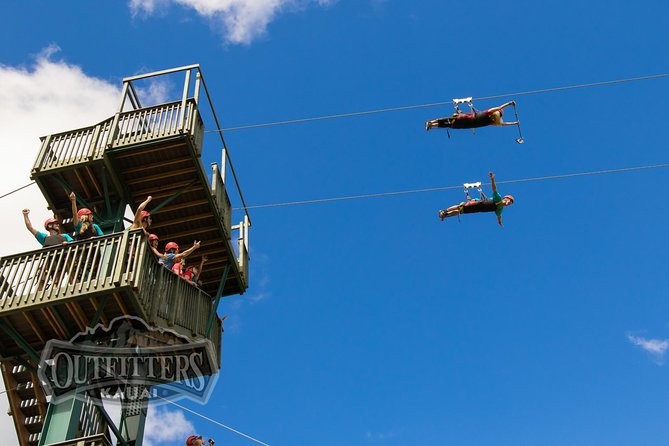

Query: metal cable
212,73,669,132
234,162,669,210
154,394,270,446
0,182,36,199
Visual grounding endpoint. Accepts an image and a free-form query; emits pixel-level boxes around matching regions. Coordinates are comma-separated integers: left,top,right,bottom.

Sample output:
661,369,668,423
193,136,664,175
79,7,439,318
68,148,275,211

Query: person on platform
151,241,201,271
128,196,153,235
69,192,104,241
22,209,73,247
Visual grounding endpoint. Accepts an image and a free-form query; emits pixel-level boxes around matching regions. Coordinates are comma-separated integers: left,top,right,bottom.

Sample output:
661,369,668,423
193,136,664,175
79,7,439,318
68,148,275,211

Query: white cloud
366,430,398,441
628,334,669,364
144,406,196,446
129,0,336,45
0,47,122,444
0,46,121,257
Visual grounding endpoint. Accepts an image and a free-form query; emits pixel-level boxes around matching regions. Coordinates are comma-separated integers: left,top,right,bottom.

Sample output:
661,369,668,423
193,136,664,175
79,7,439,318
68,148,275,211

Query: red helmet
148,234,159,242
165,242,179,252
186,435,202,446
44,218,59,230
503,194,514,204
140,211,151,221
77,208,93,217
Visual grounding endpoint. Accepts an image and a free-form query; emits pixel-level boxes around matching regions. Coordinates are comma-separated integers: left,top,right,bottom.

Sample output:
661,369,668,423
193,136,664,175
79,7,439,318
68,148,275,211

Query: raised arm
198,256,208,276
150,245,166,260
132,196,152,228
22,209,38,236
488,101,516,114
69,192,79,227
489,171,498,194
175,241,201,262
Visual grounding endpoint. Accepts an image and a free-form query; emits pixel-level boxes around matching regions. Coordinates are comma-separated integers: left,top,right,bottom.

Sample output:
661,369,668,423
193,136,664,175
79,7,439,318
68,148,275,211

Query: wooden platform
30,99,248,297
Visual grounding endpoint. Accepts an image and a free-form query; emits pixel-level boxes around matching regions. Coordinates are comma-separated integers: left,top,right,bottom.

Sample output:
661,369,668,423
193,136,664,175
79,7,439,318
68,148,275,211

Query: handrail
211,163,232,238
111,99,201,148
0,232,130,314
32,118,113,174
0,230,221,360
32,100,203,174
121,65,252,225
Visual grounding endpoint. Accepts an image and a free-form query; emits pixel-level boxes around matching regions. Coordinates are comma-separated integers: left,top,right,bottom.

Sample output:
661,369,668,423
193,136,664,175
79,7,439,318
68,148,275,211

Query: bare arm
150,245,166,259
22,209,38,236
69,192,79,227
174,241,201,262
489,171,498,195
132,196,152,228
497,215,504,227
198,256,208,276
487,101,516,114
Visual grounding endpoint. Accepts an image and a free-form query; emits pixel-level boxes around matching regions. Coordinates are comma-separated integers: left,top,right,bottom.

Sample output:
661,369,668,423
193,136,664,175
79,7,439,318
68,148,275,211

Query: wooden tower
0,65,250,446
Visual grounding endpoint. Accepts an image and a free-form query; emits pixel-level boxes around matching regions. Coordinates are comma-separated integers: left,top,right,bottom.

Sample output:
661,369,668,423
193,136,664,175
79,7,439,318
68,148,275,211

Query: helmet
140,211,151,221
499,108,504,116
77,208,93,217
44,218,59,230
165,242,179,252
148,234,159,242
186,435,202,446
503,194,514,204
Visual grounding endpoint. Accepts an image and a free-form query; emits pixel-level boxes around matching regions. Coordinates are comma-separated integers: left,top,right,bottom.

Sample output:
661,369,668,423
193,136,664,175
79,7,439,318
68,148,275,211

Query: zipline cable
3,74,667,202
0,182,36,200
233,162,669,211
212,73,669,132
154,394,271,446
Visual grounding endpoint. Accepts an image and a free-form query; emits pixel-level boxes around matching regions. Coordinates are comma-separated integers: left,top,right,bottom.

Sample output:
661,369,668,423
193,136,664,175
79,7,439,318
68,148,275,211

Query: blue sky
1,1,669,445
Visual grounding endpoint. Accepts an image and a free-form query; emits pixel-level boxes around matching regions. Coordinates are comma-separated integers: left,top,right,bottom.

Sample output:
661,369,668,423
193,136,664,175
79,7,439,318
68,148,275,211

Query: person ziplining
426,98,524,143
439,171,514,226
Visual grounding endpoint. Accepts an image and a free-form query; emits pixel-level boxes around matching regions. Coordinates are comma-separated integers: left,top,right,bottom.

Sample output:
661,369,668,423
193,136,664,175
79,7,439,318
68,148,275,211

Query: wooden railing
32,119,113,174
132,237,221,352
0,232,220,353
0,233,130,314
211,162,232,239
32,99,203,175
110,99,203,152
234,215,250,289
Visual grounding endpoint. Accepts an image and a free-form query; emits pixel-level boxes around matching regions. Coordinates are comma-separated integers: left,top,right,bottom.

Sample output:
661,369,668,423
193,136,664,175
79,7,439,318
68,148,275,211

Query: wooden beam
148,212,214,229
2,361,30,446
152,224,216,240
74,169,93,199
113,292,129,316
151,198,209,214
42,308,67,339
85,165,104,197
122,156,191,175
21,313,45,345
125,167,195,186
130,179,197,198
64,302,86,333
112,140,188,158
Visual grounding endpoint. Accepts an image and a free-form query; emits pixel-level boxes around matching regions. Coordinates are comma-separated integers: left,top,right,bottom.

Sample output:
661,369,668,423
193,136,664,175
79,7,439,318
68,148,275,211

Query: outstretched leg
426,116,456,131
439,204,463,221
